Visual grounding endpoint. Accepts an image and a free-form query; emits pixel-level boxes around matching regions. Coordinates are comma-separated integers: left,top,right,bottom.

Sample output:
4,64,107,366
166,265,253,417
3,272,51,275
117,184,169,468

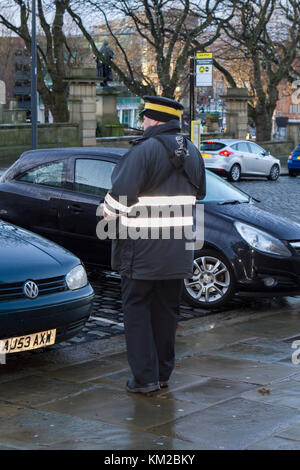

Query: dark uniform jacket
104,119,206,280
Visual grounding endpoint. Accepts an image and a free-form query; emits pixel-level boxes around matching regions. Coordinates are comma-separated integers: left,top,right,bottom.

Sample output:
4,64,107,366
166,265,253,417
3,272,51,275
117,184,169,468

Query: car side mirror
262,150,270,156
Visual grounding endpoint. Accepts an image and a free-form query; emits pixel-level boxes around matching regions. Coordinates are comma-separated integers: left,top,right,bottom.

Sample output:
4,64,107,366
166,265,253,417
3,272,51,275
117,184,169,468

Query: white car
201,139,281,182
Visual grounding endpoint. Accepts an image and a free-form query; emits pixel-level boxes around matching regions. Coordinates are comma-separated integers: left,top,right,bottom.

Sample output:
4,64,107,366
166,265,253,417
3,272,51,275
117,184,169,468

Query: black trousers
121,277,183,385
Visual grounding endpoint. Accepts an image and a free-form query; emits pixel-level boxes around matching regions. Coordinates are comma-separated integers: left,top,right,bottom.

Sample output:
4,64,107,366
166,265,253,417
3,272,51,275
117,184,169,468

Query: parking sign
195,53,213,87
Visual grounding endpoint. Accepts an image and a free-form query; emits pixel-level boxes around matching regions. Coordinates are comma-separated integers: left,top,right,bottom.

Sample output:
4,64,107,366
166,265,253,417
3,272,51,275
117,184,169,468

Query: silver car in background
200,139,281,182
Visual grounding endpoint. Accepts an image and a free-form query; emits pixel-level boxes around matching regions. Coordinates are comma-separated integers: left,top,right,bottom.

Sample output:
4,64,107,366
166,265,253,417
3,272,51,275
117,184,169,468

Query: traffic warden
103,95,206,394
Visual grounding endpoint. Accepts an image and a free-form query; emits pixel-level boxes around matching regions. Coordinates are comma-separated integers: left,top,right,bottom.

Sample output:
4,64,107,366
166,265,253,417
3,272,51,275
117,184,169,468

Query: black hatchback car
1,147,300,310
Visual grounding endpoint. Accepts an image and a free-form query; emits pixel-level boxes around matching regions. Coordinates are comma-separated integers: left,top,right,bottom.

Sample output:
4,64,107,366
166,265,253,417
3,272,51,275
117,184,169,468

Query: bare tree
67,0,235,99
0,0,73,122
203,0,300,141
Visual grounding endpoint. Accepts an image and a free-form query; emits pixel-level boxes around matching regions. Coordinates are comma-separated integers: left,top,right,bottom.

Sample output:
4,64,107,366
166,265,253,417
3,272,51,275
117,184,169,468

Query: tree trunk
50,89,69,122
253,108,272,142
253,98,277,142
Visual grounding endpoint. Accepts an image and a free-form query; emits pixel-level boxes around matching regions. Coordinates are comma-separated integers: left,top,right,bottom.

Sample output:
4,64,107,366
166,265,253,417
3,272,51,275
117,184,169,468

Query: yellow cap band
144,102,182,117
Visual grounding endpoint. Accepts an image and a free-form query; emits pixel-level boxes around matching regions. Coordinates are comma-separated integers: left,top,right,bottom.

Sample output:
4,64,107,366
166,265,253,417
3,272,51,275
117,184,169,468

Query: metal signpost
189,52,213,145
189,56,195,137
31,0,37,149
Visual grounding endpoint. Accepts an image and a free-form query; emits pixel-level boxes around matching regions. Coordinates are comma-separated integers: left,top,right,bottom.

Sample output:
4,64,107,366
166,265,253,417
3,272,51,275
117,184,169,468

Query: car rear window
293,145,300,152
200,142,226,151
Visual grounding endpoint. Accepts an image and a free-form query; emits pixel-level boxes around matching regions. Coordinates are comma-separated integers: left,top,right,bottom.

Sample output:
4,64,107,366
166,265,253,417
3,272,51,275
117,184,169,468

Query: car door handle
67,204,83,214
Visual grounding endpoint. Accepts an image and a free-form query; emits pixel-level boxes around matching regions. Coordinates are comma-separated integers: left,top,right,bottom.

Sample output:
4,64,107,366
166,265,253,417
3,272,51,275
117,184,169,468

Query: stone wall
0,123,80,167
257,140,294,156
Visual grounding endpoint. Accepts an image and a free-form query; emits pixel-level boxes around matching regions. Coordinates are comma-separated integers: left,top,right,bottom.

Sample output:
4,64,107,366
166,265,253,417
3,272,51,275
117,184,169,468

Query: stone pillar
68,68,97,146
221,88,250,139
96,87,122,136
287,121,300,148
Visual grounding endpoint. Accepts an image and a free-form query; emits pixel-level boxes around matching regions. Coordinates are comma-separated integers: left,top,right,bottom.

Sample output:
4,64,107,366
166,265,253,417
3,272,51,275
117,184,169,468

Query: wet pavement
1,295,300,450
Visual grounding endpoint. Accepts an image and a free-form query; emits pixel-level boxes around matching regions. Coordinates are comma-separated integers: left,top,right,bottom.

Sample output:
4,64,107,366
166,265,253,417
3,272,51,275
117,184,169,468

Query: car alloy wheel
268,165,280,181
228,164,241,182
183,249,235,309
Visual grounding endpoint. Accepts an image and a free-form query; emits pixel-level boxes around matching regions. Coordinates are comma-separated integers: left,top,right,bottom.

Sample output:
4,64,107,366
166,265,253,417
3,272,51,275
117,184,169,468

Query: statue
96,40,114,87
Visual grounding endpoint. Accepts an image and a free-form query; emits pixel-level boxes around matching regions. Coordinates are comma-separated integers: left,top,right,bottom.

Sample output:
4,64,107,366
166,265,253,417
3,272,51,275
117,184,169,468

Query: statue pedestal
96,87,123,136
221,88,250,139
68,68,98,146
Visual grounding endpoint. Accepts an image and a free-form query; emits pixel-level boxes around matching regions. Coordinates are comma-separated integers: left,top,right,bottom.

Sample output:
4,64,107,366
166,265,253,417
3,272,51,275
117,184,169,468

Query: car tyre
289,170,297,177
268,164,280,181
228,164,241,182
182,249,236,310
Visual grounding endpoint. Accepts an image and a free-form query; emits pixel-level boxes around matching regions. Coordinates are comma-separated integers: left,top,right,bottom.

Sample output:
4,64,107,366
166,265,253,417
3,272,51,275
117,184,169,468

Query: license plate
0,329,56,354
297,156,300,160
202,153,211,158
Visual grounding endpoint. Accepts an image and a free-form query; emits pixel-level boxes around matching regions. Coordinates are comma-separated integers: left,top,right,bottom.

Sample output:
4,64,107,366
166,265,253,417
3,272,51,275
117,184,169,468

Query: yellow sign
196,52,213,59
191,121,201,150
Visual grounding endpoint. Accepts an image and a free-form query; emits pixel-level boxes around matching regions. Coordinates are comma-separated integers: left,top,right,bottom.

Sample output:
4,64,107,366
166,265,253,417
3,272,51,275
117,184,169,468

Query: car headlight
234,221,291,257
66,265,88,290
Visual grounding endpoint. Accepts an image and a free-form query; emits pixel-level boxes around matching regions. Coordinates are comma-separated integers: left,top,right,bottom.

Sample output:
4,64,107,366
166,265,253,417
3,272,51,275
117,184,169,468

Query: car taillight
288,154,292,160
219,150,233,157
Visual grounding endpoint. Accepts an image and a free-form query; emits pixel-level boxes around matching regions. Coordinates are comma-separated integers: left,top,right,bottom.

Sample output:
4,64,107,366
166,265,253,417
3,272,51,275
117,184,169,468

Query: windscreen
202,171,249,203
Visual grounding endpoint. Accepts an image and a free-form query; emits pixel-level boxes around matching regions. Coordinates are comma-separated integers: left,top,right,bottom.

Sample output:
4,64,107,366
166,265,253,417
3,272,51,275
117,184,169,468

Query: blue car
0,221,94,357
288,145,300,176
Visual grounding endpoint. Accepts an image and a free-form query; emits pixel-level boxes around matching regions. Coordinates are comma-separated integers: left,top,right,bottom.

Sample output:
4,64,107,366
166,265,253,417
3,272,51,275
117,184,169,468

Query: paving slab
241,379,300,410
226,315,300,341
174,329,258,359
207,338,293,363
179,354,298,385
248,436,300,450
43,435,202,450
40,385,204,431
0,402,24,420
0,408,199,450
0,375,97,407
35,359,129,384
160,378,255,406
150,397,300,450
274,422,300,442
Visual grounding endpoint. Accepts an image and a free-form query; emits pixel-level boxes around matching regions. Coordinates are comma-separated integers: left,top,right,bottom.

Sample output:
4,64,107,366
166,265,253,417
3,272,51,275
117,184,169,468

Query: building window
122,109,130,126
290,104,300,114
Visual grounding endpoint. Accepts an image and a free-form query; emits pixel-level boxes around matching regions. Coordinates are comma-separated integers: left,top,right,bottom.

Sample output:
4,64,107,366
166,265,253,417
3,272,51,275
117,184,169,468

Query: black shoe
126,379,160,394
160,381,169,388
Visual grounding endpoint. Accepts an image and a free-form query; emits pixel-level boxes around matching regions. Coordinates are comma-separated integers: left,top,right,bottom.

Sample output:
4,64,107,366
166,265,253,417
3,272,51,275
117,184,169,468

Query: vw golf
0,221,94,356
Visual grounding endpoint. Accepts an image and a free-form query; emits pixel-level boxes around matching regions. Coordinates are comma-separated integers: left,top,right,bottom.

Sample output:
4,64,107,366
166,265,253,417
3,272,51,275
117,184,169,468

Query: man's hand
103,210,118,221
98,203,118,220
